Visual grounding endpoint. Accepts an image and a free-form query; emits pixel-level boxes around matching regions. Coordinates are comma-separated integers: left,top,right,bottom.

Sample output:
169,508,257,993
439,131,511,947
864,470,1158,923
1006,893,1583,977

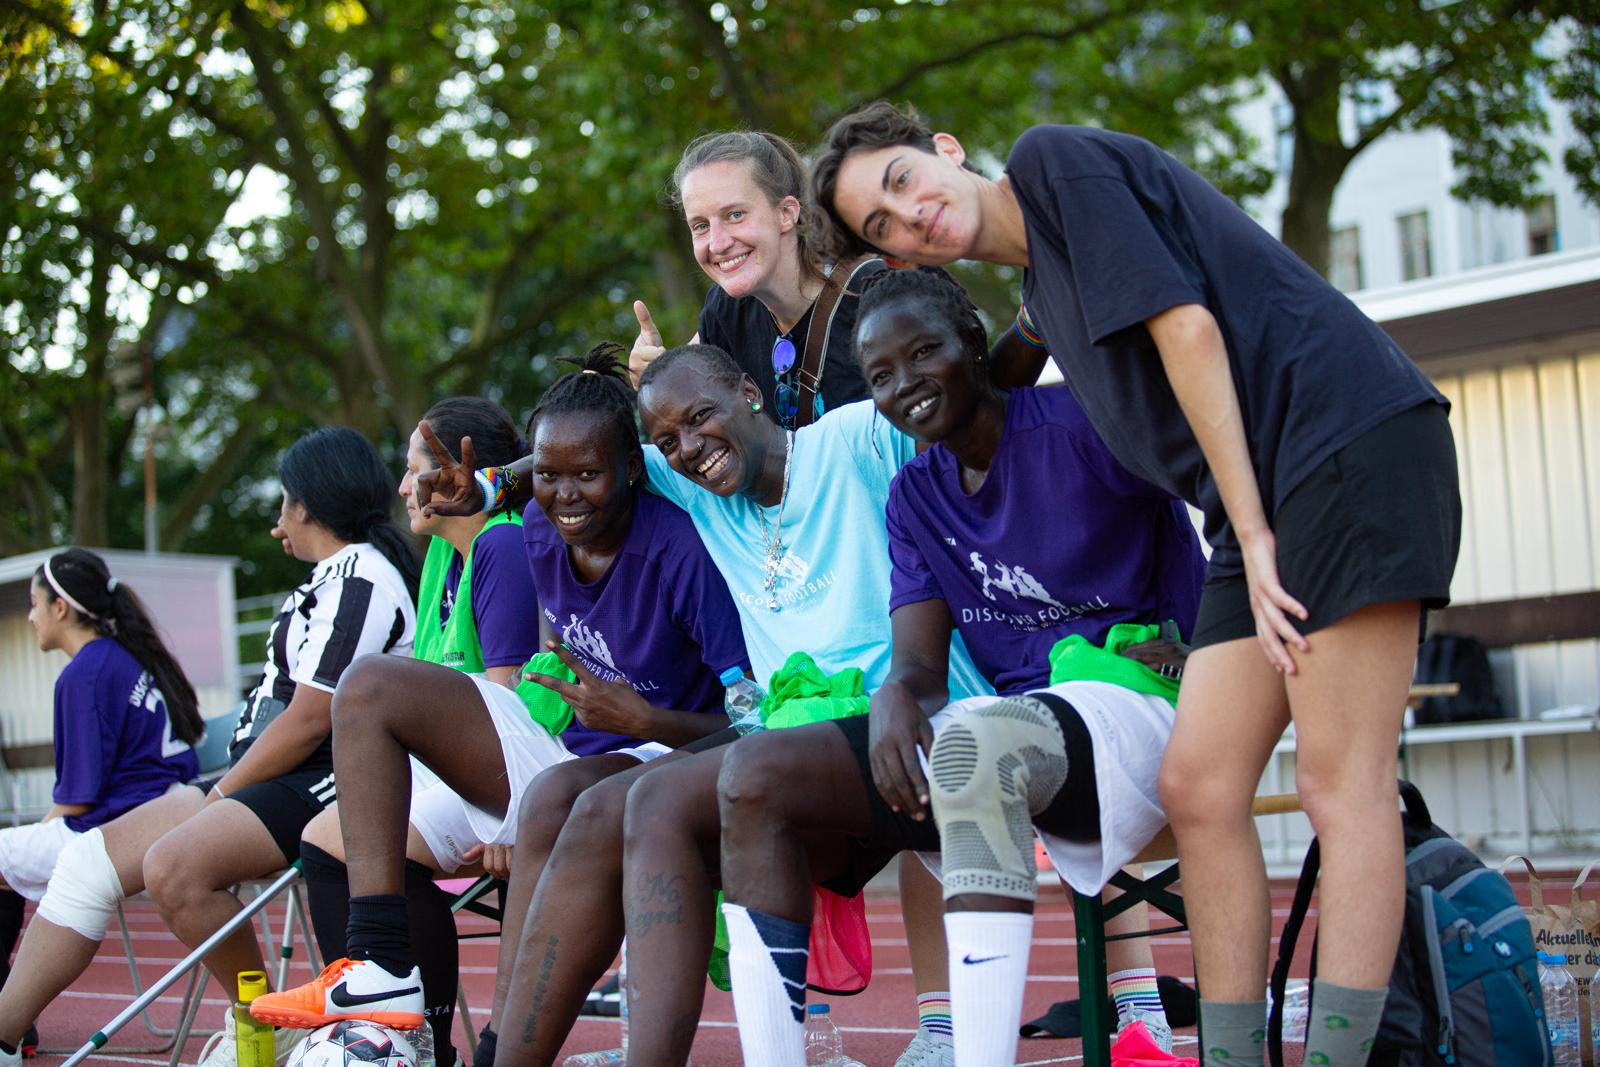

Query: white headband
42,558,97,620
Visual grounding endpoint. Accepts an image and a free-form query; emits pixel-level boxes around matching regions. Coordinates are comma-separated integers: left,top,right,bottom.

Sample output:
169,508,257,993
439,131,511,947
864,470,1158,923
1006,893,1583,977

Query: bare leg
0,787,204,1045
1158,638,1292,1000
620,748,735,1065
145,799,295,992
487,755,637,1028
494,758,664,1066
899,855,950,995
330,656,514,898
1101,869,1158,976
1285,601,1417,986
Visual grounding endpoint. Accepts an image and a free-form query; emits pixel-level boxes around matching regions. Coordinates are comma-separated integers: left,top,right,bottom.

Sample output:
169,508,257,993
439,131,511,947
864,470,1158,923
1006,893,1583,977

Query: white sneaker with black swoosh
248,957,425,1031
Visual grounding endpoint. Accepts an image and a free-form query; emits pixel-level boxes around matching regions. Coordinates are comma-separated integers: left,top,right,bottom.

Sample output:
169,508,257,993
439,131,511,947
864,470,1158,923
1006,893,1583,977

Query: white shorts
0,818,80,901
919,680,1175,897
408,675,670,872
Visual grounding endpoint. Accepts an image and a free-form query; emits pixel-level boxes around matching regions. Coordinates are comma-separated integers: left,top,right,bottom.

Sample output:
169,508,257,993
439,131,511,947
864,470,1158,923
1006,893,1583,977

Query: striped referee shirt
231,541,416,773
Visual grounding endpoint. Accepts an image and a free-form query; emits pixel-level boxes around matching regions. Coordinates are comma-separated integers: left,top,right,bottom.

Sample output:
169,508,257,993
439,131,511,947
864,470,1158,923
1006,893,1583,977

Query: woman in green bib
296,396,539,1063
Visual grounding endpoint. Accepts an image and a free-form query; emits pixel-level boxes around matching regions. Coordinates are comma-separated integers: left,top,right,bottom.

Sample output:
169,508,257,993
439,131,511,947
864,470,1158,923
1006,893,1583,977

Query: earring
751,399,763,413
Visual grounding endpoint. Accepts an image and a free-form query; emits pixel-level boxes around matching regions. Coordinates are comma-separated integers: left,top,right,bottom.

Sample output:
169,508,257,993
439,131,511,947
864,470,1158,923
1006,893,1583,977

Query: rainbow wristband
474,466,520,513
1014,303,1046,349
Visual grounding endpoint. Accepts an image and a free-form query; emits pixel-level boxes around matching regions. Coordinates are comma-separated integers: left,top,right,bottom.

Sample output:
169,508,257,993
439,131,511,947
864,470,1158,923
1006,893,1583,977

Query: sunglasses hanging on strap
788,254,877,428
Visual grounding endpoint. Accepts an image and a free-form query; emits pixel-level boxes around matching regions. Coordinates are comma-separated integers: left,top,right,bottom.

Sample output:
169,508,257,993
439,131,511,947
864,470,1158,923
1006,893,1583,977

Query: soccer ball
285,1020,420,1066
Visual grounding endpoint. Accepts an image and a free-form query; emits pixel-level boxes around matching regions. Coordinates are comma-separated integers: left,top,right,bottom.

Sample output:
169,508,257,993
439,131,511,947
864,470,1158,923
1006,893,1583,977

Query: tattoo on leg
627,871,685,941
518,935,560,1045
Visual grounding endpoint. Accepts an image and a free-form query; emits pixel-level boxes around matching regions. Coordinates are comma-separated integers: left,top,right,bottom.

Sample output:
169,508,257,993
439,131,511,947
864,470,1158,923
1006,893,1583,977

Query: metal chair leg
116,900,179,1043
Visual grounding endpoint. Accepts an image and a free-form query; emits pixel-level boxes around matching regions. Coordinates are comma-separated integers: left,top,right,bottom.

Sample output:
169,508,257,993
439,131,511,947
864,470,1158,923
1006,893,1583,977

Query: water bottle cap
719,666,746,685
236,969,268,1003
806,1003,829,1015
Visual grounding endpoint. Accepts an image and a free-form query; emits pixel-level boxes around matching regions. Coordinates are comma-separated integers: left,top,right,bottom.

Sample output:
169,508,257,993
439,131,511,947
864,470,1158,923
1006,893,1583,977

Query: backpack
1268,781,1548,1067
1413,634,1505,725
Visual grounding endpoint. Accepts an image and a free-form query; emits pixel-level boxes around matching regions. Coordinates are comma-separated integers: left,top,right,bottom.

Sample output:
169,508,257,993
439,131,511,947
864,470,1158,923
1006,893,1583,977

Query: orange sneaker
248,957,425,1031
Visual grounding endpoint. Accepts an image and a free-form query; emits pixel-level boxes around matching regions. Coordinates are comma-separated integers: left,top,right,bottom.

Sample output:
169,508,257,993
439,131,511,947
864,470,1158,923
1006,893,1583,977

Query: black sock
300,843,353,964
471,1024,497,1067
403,860,459,1067
345,894,411,977
0,889,25,991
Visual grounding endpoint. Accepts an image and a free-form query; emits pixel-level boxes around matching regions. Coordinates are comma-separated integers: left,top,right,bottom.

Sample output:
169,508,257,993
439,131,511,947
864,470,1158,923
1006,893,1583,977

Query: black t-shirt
696,258,883,423
1007,125,1445,572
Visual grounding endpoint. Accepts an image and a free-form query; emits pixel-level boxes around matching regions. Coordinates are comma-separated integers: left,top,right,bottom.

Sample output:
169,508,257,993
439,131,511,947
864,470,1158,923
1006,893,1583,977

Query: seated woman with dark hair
0,550,204,1058
0,427,421,1067
250,347,749,1051
714,267,1207,1066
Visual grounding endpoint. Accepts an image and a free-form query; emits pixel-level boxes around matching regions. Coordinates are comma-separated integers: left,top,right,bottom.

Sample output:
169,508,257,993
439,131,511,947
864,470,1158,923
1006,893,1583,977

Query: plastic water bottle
721,667,766,735
560,1051,625,1066
410,1018,437,1067
1538,951,1581,1066
1266,980,1310,1043
802,1003,864,1065
232,971,275,1067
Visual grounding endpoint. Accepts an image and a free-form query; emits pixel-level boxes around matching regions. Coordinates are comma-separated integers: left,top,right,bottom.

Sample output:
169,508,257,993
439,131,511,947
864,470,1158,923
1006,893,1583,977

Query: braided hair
856,267,989,371
35,548,204,746
279,427,422,602
420,397,523,473
525,342,642,476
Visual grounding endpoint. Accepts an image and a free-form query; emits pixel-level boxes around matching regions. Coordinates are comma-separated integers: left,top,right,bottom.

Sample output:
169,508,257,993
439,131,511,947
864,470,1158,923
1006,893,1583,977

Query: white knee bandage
928,696,1069,903
37,827,124,940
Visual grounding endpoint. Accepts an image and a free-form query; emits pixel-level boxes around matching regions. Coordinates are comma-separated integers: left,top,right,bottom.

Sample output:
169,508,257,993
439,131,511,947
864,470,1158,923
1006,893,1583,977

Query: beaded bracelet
474,465,521,513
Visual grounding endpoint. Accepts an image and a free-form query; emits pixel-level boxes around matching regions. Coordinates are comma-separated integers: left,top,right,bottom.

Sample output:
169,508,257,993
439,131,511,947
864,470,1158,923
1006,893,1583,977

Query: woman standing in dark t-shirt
811,102,1462,1066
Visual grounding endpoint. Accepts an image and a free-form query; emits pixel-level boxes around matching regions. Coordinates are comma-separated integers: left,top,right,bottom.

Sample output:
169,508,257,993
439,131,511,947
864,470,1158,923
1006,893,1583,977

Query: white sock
722,902,807,1067
946,911,1034,1067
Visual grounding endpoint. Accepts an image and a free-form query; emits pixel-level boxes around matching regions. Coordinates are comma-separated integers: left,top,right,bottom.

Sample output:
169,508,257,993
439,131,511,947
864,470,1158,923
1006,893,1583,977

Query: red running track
33,868,1560,1066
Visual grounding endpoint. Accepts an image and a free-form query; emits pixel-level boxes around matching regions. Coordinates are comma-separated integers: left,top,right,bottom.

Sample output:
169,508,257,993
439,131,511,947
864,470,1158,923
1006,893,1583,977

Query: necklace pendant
767,597,780,612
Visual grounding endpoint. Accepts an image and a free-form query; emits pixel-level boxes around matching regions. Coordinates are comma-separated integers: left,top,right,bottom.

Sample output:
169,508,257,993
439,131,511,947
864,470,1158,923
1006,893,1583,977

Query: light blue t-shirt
646,400,992,701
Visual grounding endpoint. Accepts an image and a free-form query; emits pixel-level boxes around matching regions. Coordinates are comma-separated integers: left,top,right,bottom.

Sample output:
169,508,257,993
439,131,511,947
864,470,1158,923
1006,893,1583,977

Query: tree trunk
1278,135,1350,279
71,240,112,547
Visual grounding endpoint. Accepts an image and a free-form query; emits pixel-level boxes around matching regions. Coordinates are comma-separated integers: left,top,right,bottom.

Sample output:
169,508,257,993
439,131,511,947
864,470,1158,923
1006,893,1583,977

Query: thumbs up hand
629,300,667,387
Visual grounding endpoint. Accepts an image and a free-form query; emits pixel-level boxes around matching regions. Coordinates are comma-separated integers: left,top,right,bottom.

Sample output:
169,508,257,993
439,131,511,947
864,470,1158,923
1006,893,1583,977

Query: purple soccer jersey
53,638,200,832
522,490,750,755
885,386,1205,696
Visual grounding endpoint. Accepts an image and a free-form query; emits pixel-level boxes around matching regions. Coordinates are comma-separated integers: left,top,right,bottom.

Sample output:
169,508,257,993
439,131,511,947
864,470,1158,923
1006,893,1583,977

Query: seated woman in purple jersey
0,428,420,1067
714,269,1208,1066
0,550,203,1057
282,396,536,1064
251,346,749,1044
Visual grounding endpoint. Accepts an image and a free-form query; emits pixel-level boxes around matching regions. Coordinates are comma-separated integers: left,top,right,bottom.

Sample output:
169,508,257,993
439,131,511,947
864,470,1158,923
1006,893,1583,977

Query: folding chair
60,861,319,1067
447,875,505,1059
1070,793,1303,1067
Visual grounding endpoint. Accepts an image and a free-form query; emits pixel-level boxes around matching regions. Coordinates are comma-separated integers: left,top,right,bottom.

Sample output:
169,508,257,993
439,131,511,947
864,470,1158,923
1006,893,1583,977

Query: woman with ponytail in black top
0,426,420,1067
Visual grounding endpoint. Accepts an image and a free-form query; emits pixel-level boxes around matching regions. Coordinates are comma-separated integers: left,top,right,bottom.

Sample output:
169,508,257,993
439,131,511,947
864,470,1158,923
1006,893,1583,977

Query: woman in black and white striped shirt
0,427,419,1067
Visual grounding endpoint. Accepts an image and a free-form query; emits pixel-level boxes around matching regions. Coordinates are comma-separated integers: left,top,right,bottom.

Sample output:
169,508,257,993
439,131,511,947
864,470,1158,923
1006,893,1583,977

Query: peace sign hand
629,300,666,387
524,641,652,738
415,419,480,517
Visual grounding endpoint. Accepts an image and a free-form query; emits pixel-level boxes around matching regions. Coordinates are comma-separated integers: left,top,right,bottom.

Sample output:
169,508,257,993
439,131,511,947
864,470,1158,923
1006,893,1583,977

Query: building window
1527,196,1558,256
1329,225,1363,292
1398,210,1432,281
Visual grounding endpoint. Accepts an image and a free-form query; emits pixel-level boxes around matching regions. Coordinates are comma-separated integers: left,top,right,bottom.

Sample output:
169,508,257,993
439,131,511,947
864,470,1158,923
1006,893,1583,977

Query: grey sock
1304,980,1388,1065
1198,998,1267,1066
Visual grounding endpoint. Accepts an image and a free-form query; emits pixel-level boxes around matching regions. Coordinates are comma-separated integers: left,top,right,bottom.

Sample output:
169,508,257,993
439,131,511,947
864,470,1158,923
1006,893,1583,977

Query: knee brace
928,696,1069,903
37,828,124,940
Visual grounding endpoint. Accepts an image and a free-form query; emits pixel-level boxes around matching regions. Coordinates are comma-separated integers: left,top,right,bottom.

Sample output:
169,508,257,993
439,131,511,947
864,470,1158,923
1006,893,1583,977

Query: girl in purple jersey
0,551,203,1057
0,429,420,1067
810,102,1460,1067
252,347,749,1055
715,268,1206,1065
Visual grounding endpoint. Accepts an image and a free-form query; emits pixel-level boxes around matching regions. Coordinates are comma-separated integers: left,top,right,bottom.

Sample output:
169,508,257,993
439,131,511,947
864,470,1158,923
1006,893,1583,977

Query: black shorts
197,766,337,865
820,695,1100,897
1191,402,1461,649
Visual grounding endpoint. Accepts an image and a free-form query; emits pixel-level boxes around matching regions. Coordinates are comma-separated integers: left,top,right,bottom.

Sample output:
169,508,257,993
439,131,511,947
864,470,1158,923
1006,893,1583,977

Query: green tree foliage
2,0,1593,585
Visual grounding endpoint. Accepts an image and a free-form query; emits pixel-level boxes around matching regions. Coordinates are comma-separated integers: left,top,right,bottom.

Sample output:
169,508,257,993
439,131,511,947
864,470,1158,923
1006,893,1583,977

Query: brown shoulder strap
794,255,877,427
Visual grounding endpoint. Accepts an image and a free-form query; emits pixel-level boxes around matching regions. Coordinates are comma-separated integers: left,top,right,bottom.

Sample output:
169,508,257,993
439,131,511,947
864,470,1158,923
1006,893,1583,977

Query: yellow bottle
233,970,276,1067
